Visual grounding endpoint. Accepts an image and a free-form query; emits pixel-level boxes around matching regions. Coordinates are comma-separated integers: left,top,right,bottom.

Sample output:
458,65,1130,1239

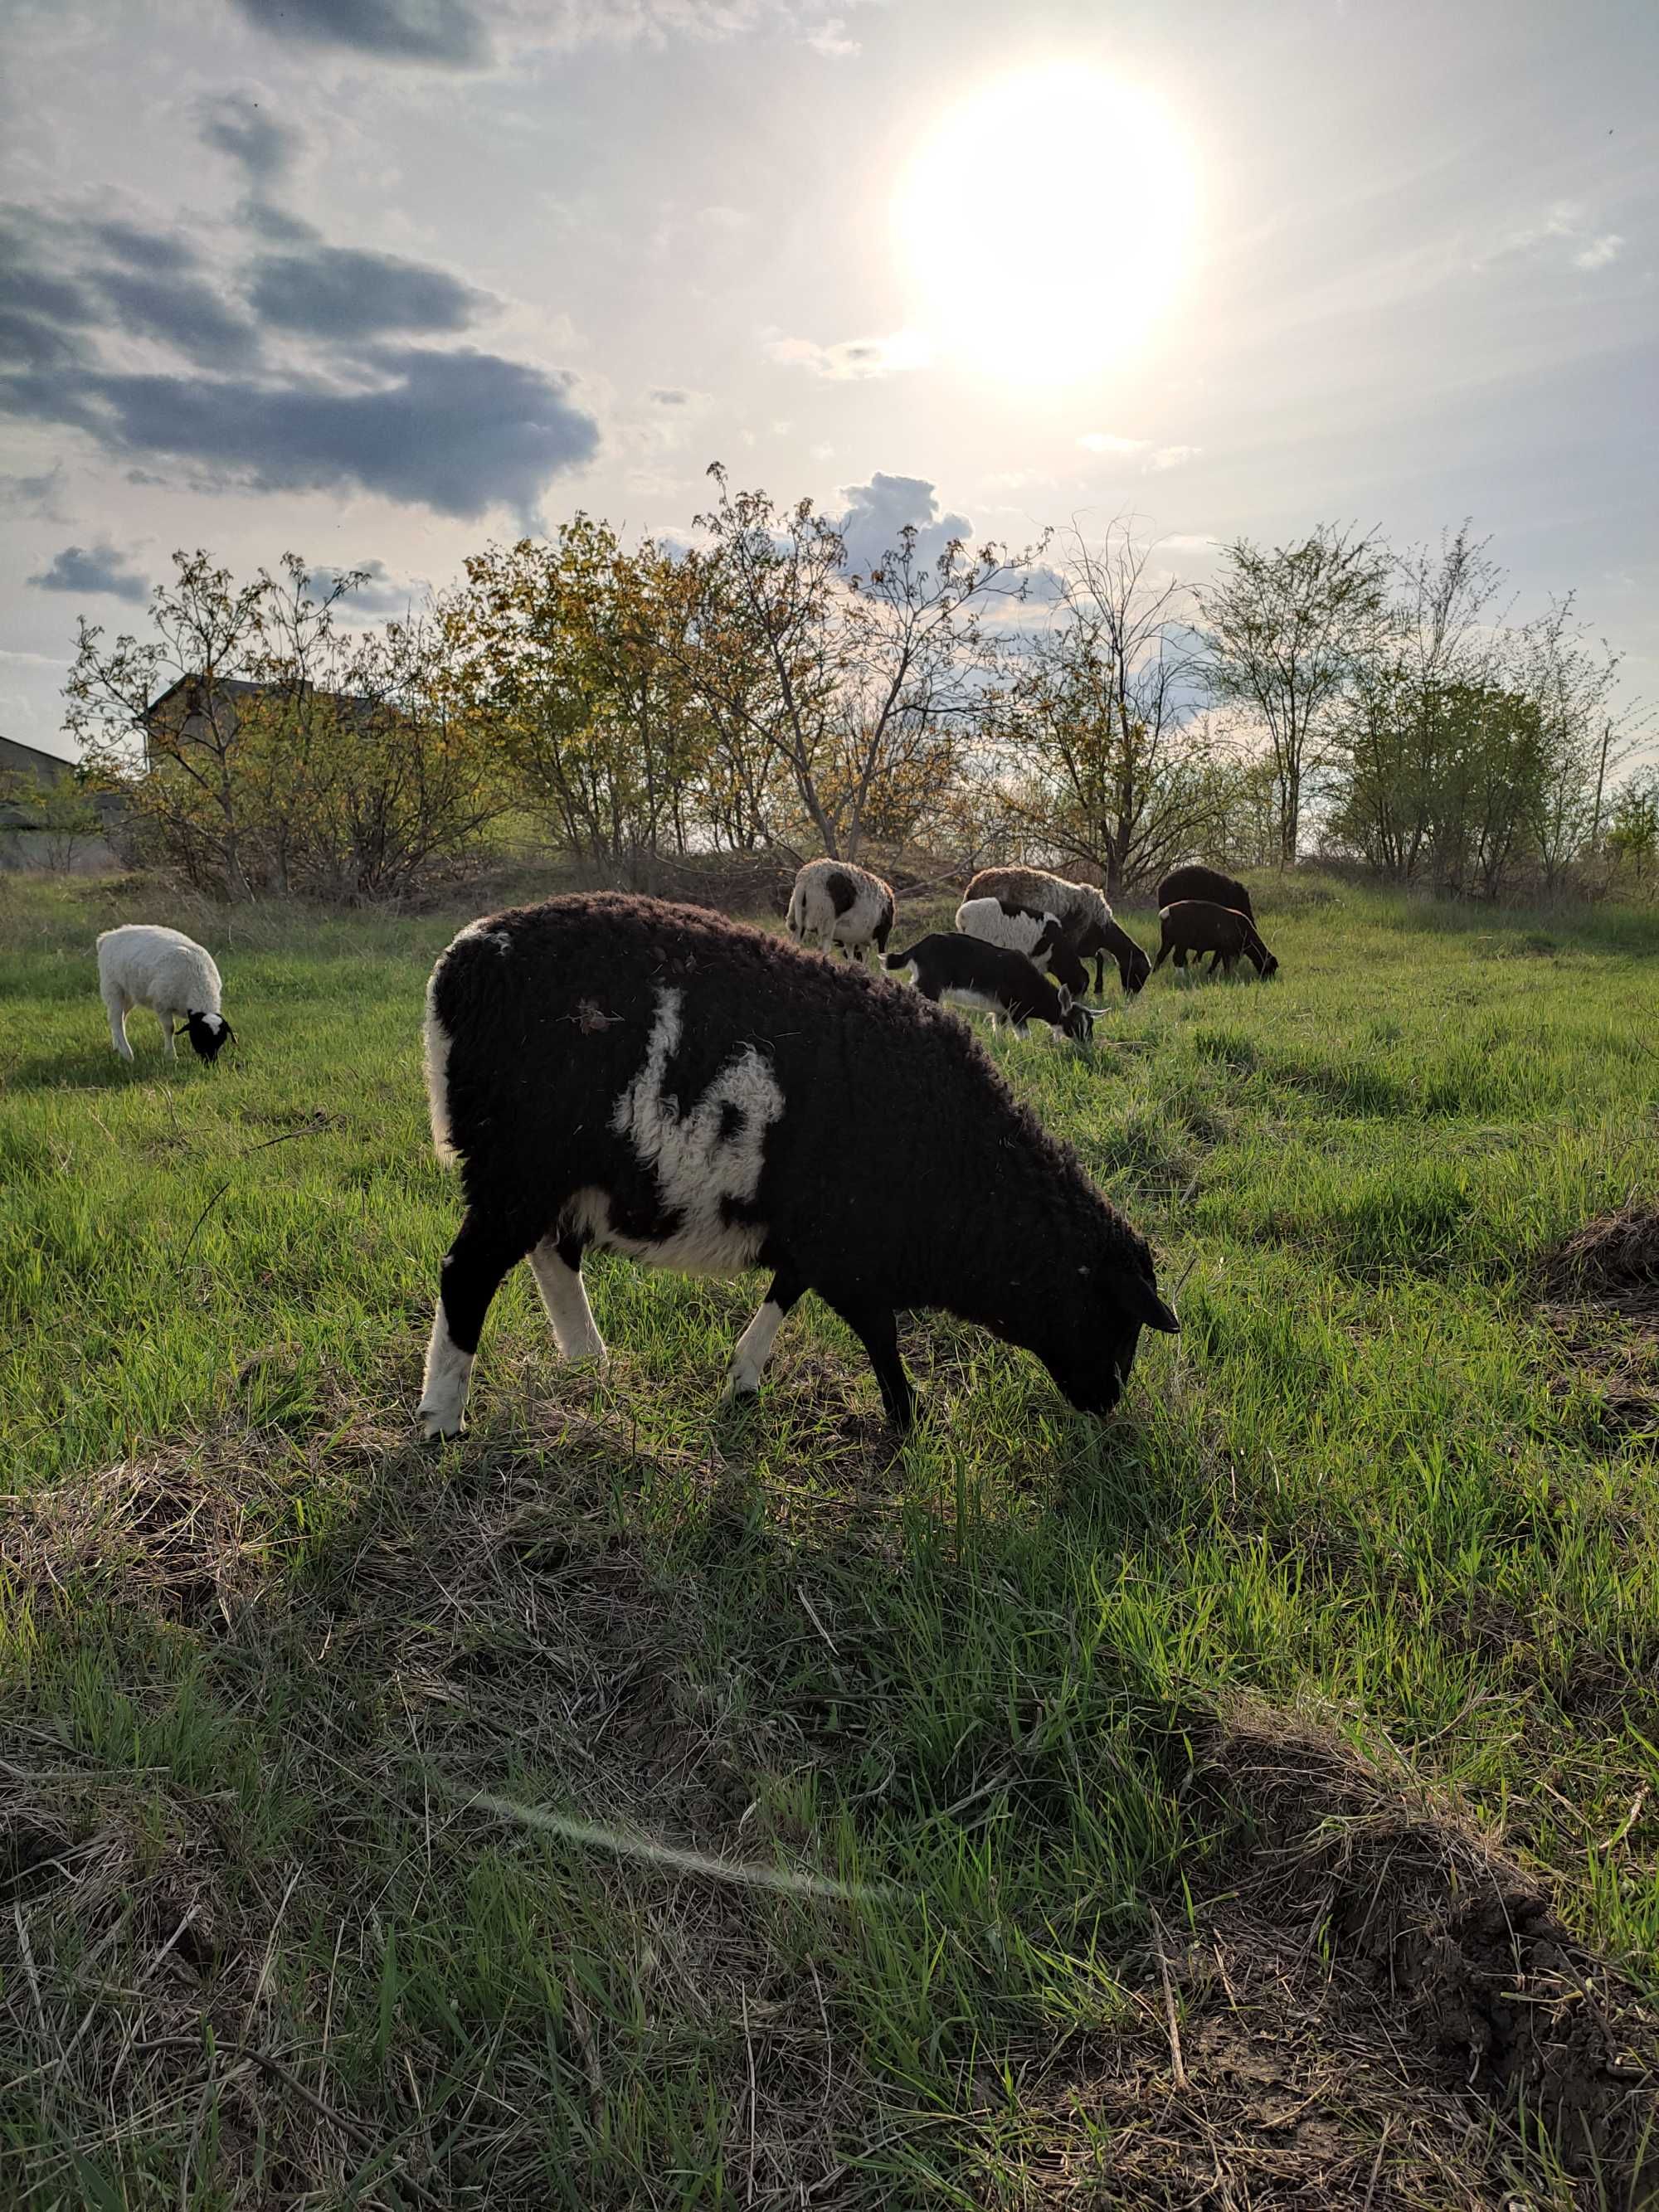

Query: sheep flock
94,859,1275,1433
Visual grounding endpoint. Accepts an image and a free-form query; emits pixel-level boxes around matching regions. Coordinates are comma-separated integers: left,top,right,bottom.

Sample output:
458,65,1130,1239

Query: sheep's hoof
417,1407,465,1443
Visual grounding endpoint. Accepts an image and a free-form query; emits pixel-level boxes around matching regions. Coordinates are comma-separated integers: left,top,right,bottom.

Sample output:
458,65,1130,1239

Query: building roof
0,732,77,780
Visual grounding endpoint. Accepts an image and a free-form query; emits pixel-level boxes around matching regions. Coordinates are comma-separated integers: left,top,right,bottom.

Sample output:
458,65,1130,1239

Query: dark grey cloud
0,266,96,326
198,94,299,187
94,267,260,367
239,199,319,246
230,0,490,66
249,245,482,338
0,463,67,518
838,472,974,576
28,542,149,604
2,345,599,522
307,558,422,615
92,221,198,272
0,307,90,372
650,387,691,406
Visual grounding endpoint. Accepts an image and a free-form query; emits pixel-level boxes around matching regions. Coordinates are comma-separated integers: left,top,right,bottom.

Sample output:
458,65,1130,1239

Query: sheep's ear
1129,1275,1180,1333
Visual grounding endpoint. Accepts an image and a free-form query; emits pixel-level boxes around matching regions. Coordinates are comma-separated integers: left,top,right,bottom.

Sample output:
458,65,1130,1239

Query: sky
1,0,1654,764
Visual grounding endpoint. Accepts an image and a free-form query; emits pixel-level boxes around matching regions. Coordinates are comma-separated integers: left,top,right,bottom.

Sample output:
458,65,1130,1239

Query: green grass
2,870,1657,2207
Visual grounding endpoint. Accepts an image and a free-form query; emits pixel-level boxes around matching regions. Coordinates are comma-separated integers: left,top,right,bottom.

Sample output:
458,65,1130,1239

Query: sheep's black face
1124,948,1151,994
184,1010,232,1062
1049,1323,1141,1415
1261,953,1281,979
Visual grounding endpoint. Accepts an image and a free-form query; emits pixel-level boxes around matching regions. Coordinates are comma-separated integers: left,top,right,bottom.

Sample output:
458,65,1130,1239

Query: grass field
2,868,1657,2210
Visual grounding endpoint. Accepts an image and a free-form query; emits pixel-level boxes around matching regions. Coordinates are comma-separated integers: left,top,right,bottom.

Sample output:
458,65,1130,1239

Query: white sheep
785,858,895,967
96,925,233,1063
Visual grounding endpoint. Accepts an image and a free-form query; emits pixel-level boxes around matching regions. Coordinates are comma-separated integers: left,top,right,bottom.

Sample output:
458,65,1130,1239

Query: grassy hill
2,871,1657,2208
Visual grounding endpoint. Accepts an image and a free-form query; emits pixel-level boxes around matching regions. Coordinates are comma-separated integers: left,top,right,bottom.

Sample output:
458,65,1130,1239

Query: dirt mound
1542,1205,1659,1320
1185,1710,1657,2196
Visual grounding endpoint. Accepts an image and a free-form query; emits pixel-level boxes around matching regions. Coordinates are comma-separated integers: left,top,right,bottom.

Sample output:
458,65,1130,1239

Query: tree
66,549,502,901
986,519,1238,895
450,520,714,872
1201,524,1391,865
674,466,1033,859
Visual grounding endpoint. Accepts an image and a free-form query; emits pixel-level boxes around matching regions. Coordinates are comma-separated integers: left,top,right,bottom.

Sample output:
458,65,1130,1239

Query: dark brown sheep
1152,899,1278,980
1155,864,1254,921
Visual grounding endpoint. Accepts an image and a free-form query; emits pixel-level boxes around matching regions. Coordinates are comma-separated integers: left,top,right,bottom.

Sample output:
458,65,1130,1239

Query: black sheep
417,895,1176,1437
1155,863,1254,921
1152,899,1278,980
886,931,1093,1043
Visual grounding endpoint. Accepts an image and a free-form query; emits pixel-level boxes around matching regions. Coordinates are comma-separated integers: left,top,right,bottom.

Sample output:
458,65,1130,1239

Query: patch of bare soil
1043,1709,1658,2209
1539,1208,1659,1451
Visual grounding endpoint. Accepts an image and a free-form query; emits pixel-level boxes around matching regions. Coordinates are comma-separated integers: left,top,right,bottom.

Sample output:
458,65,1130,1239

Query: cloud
1574,233,1624,271
0,265,97,328
1491,202,1626,274
0,463,67,518
1077,430,1199,472
95,267,260,367
3,345,599,523
305,557,425,615
805,17,860,56
649,386,701,406
249,245,485,338
199,94,299,188
837,472,973,574
765,328,929,381
91,221,198,271
27,542,149,604
230,0,490,66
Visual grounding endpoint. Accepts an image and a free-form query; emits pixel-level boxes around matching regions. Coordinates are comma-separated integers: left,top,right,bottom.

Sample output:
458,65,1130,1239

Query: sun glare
892,63,1198,386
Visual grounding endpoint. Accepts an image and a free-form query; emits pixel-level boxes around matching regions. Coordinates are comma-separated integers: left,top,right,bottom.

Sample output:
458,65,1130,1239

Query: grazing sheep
416,894,1175,1437
1155,864,1254,921
965,867,1150,995
786,857,895,966
1151,900,1279,980
96,925,233,1062
954,896,1092,999
886,932,1094,1044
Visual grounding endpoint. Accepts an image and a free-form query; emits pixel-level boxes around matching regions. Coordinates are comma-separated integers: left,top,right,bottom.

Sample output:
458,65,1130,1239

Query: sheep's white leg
528,1237,607,1361
159,1009,176,1057
722,1273,802,1401
418,1305,474,1440
105,990,134,1060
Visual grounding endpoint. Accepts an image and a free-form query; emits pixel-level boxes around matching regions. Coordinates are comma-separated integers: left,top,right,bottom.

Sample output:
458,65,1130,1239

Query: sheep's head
181,1010,234,1062
1037,1252,1179,1415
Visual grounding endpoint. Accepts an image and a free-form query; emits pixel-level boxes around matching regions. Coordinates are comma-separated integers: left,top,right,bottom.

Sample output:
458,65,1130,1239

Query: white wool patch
423,986,455,1164
592,986,784,1276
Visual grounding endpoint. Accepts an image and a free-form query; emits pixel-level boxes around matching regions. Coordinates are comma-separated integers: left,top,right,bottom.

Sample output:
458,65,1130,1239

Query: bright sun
892,63,1198,386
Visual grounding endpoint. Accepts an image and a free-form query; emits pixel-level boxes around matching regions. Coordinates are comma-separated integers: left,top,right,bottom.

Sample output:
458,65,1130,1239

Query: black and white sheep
785,857,895,966
954,896,1092,999
416,895,1175,1437
965,867,1150,995
96,925,233,1062
1155,864,1255,921
886,931,1094,1044
1152,899,1279,980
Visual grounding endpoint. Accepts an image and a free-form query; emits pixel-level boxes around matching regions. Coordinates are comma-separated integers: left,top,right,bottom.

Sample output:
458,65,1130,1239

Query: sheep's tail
884,943,924,971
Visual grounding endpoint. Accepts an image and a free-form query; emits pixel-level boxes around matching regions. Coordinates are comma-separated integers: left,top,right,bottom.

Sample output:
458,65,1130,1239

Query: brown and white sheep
786,858,895,966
